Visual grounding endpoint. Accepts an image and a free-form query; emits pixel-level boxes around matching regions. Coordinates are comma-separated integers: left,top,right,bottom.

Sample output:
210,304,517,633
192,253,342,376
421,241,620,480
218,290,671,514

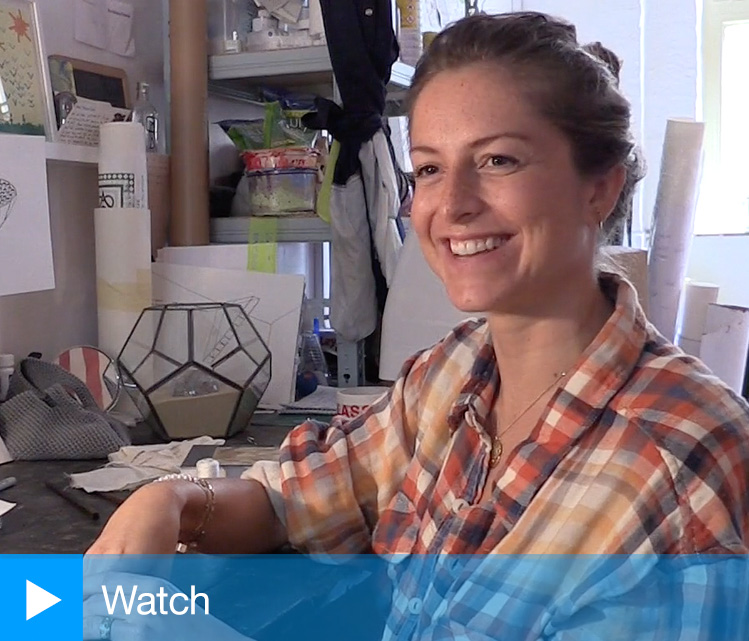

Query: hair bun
583,41,622,84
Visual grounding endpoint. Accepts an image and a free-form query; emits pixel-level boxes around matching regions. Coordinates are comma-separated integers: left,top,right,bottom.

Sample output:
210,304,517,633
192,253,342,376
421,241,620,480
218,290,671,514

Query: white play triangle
26,580,61,620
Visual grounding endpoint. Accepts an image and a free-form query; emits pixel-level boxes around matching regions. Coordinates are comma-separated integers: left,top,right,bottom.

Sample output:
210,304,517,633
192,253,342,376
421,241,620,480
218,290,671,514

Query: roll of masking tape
335,386,390,421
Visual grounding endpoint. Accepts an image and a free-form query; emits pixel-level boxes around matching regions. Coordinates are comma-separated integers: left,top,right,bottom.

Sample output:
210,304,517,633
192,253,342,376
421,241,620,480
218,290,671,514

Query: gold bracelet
153,473,215,553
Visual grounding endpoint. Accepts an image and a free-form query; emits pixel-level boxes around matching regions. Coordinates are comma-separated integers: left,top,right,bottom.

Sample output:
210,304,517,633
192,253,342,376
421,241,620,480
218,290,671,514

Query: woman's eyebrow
410,132,533,155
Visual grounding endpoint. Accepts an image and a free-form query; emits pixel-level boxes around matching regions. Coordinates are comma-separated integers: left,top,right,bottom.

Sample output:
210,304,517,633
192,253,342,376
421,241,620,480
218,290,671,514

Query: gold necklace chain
490,371,567,467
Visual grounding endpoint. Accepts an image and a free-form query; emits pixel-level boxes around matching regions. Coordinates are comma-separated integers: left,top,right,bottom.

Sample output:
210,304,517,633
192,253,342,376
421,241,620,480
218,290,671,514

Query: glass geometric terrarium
116,302,271,440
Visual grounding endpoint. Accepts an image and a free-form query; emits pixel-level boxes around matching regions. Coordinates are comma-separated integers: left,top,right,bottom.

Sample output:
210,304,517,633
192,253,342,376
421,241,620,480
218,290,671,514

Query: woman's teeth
449,236,508,256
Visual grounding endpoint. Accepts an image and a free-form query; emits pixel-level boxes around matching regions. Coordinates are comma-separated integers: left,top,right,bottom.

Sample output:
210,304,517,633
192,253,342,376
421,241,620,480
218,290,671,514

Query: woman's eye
489,155,518,168
413,164,439,179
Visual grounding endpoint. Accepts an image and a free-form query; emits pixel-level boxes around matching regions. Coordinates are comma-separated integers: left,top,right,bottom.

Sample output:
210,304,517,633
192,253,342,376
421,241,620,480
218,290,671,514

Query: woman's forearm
182,478,288,554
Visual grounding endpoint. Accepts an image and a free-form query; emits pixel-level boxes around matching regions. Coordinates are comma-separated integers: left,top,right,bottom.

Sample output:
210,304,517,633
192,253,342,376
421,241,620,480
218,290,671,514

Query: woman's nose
439,168,483,223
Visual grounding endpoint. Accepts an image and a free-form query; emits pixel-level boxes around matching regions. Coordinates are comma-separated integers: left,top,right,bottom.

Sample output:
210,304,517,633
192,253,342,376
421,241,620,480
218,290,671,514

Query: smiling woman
86,12,749,641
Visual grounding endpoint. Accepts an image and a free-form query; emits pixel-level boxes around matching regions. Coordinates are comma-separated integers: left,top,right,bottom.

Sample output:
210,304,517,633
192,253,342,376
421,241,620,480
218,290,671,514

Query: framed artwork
0,0,55,138
48,54,130,110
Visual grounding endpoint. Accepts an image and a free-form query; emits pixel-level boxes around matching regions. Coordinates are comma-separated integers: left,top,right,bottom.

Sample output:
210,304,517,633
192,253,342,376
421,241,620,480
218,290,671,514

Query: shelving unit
208,45,414,100
206,46,413,387
210,215,331,244
44,141,98,166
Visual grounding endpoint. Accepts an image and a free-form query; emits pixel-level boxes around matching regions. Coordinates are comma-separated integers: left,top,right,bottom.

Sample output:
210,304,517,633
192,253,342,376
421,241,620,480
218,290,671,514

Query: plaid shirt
248,275,749,638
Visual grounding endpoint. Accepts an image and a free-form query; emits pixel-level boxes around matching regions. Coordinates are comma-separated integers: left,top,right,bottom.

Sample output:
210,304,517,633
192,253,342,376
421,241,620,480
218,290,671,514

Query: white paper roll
94,207,153,358
676,280,719,341
98,122,149,210
699,303,749,394
647,119,705,341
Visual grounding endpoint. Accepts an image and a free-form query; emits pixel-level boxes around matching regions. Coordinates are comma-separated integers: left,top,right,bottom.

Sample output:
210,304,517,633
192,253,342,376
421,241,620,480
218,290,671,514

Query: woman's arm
87,478,287,555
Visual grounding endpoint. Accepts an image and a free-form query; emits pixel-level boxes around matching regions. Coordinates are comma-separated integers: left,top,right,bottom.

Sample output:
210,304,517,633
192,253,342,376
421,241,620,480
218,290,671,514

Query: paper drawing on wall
0,134,55,296
0,177,17,230
0,1,54,137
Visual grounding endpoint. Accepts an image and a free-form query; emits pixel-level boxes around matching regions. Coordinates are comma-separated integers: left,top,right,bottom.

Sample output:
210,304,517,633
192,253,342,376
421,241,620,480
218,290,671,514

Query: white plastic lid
0,354,14,368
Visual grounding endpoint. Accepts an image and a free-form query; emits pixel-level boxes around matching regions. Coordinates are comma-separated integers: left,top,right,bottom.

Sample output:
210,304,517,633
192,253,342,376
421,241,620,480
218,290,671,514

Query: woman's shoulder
622,338,749,443
615,336,749,547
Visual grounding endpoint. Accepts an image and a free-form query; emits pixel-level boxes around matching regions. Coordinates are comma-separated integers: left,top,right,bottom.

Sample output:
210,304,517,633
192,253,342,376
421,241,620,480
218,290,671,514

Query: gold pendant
490,439,502,467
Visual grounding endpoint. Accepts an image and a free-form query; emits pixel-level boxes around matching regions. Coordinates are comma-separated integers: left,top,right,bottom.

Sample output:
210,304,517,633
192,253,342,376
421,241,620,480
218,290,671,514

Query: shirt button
408,597,423,615
364,7,373,16
452,498,470,513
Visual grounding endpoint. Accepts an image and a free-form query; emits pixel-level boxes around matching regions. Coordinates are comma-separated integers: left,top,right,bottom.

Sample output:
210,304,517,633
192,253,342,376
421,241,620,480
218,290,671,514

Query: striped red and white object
54,347,114,410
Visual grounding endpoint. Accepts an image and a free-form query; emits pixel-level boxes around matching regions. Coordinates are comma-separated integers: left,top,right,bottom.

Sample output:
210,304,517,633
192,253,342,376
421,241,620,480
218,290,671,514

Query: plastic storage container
246,168,317,214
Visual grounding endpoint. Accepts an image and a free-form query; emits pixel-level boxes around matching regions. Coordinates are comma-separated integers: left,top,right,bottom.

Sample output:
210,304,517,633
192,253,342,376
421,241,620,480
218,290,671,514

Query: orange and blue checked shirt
248,274,749,638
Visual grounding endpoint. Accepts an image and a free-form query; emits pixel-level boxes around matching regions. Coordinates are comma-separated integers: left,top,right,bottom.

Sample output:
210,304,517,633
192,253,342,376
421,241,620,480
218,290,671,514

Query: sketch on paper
152,262,305,408
0,177,17,230
0,134,55,296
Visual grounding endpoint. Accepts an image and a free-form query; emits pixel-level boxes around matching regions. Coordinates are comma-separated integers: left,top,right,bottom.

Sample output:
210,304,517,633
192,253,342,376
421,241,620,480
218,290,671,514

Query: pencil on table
44,480,100,521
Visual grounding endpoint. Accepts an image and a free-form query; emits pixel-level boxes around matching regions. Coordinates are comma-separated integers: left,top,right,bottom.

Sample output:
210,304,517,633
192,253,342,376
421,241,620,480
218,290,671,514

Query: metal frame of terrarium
116,302,272,439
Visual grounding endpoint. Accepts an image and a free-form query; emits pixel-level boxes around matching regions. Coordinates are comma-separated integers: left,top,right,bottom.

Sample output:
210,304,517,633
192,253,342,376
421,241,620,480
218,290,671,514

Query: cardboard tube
169,0,210,246
647,119,705,341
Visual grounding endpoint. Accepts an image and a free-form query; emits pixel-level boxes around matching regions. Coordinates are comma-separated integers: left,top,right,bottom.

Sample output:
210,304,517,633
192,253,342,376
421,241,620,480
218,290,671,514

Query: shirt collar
446,272,649,435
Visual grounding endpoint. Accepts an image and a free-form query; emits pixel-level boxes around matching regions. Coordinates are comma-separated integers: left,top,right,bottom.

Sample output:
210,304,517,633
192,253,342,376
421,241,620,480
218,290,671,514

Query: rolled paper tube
169,0,210,246
676,281,719,342
98,122,148,210
648,118,705,341
700,303,749,394
94,207,152,358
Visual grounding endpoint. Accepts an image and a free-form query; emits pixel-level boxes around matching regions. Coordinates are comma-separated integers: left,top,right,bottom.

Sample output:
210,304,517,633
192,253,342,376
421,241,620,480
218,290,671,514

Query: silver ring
99,616,113,640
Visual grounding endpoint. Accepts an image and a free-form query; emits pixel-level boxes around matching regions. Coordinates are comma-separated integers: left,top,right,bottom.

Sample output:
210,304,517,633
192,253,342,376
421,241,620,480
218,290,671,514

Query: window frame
699,0,749,235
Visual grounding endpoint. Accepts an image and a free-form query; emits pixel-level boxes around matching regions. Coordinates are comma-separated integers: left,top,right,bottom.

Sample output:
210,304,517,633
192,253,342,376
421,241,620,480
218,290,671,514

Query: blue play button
0,555,81,641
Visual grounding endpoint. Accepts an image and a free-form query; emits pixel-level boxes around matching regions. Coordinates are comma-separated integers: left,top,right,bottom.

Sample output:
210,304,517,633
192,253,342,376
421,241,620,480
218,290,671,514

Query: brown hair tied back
582,41,622,87
407,12,645,240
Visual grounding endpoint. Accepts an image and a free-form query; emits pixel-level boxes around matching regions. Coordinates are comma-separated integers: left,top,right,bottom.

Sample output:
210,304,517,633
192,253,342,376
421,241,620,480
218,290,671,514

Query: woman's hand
87,483,184,555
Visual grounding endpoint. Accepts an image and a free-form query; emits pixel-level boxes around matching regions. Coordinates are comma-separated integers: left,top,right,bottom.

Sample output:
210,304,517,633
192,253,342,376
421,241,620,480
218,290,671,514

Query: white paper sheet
57,98,130,147
75,0,109,49
0,436,11,465
0,498,15,517
157,243,310,278
152,263,305,408
107,0,135,57
0,135,55,296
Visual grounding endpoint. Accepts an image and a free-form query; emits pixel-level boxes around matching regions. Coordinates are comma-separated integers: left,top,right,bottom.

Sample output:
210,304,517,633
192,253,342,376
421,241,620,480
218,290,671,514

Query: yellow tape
316,139,339,224
96,269,152,311
247,217,278,273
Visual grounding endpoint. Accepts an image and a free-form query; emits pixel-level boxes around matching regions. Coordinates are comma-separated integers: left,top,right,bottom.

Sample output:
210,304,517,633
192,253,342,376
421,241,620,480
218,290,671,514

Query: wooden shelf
209,46,414,99
210,215,332,244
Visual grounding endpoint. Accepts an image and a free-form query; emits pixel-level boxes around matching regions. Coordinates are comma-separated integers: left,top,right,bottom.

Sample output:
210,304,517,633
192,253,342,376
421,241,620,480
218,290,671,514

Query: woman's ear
588,163,627,226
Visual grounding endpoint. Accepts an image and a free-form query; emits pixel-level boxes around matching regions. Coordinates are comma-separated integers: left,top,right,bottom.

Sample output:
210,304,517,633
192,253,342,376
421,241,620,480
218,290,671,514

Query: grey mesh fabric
0,357,130,460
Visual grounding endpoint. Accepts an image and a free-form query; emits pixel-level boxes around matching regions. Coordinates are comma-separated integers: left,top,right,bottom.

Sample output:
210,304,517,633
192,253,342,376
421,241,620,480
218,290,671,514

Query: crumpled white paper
69,436,224,492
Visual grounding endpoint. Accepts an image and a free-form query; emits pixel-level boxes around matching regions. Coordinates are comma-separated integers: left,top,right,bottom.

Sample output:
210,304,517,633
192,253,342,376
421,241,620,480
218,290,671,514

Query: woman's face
409,63,607,315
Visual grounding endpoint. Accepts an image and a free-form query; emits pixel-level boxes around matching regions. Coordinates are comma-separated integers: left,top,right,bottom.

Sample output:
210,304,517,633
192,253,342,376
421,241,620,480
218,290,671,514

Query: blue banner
1,553,747,640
